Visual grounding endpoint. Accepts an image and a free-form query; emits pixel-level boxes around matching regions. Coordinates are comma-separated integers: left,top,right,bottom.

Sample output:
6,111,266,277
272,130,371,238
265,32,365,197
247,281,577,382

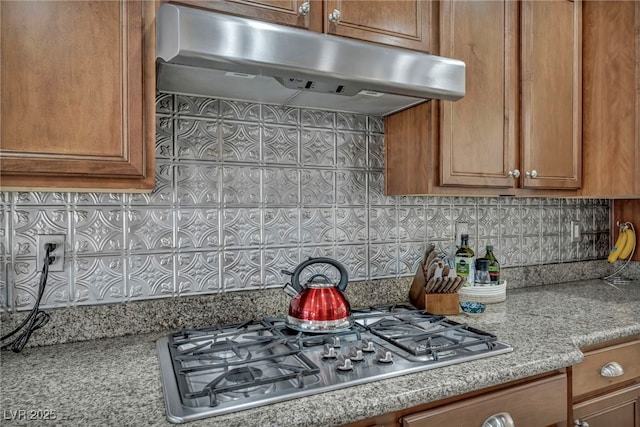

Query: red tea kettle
282,257,353,333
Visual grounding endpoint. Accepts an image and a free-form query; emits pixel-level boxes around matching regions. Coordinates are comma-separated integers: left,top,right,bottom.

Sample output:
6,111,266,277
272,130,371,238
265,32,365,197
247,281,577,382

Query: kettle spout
283,283,299,298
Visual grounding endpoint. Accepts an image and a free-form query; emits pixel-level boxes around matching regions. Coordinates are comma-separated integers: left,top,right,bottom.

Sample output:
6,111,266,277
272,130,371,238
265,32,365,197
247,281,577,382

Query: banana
608,227,628,263
619,225,636,260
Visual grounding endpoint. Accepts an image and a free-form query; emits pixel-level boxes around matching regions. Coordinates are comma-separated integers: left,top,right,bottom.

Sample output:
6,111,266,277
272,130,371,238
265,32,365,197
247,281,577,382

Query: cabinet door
324,0,430,52
580,1,640,198
439,0,517,188
574,383,640,427
171,0,323,32
0,0,155,191
520,0,582,189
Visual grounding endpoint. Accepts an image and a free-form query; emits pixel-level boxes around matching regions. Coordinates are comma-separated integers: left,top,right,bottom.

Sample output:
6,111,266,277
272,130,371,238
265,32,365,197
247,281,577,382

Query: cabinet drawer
573,383,640,426
573,340,640,398
401,374,567,427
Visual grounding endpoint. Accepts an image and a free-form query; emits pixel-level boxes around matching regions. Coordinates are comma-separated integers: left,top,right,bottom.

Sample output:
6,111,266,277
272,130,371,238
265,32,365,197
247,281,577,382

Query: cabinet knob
298,2,310,16
508,169,520,179
328,9,341,22
525,170,538,178
600,361,624,377
482,412,515,427
574,420,590,427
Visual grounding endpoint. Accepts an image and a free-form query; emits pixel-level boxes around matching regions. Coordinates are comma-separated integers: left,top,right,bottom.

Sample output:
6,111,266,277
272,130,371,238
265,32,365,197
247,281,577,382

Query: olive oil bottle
455,234,475,286
483,245,500,284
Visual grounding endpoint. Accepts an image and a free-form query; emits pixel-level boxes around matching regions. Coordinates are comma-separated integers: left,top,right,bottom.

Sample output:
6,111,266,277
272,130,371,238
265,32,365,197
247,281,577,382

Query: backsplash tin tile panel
0,94,611,311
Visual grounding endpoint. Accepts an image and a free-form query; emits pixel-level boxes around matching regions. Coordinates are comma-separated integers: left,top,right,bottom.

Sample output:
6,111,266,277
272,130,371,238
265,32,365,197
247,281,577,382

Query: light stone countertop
1,279,638,427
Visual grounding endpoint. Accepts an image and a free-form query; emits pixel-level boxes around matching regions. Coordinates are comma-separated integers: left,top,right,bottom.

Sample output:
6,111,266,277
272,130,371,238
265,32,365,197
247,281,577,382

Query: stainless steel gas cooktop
156,305,512,424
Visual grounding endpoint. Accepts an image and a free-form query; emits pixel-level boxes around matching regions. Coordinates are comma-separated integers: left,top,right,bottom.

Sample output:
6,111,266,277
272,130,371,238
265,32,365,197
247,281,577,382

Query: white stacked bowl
458,280,506,304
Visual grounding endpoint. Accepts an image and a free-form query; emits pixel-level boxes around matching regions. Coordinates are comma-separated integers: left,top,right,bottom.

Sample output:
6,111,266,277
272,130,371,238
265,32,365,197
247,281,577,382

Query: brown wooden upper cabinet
580,1,640,199
386,0,582,196
171,0,431,52
0,1,156,191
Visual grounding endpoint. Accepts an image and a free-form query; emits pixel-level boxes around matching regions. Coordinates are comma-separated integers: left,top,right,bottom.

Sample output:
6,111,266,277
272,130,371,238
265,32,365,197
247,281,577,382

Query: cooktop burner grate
364,316,498,357
157,305,513,423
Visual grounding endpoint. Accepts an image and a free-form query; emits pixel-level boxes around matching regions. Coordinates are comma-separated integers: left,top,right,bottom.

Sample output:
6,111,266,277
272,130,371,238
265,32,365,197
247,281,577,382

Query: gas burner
415,336,457,353
216,383,276,404
175,339,249,365
225,367,263,384
204,367,276,406
351,304,421,315
263,317,364,349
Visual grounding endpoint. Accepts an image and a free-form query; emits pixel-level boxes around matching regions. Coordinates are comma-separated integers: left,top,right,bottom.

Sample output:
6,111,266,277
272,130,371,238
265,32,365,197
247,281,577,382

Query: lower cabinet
400,374,567,427
573,384,640,427
572,338,640,427
343,372,567,427
344,336,640,427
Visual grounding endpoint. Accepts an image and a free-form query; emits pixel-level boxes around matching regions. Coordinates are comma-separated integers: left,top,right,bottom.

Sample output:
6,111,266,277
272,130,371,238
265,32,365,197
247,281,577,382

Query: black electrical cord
1,244,54,353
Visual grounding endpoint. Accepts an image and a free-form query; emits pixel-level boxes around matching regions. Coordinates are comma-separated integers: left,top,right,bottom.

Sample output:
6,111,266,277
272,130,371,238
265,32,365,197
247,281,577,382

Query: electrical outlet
570,221,581,243
455,222,468,245
36,235,65,272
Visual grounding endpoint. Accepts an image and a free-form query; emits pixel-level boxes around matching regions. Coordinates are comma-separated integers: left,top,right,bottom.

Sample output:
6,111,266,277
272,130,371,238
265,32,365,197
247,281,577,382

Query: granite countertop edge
1,279,638,427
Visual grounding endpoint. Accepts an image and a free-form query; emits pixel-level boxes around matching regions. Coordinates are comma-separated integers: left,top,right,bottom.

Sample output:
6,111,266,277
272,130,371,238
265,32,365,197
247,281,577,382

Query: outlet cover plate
570,221,581,243
36,235,65,272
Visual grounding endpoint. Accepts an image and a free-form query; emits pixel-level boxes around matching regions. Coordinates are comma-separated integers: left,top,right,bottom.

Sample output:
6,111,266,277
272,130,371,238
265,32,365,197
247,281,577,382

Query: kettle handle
291,257,349,292
307,273,334,285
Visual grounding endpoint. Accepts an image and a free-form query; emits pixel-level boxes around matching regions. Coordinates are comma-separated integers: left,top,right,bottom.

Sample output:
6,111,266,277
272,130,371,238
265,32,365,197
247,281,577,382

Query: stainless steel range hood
156,4,465,116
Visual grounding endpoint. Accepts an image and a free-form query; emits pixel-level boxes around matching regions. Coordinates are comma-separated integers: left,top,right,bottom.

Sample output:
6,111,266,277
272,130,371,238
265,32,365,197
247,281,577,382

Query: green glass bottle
455,234,475,286
484,245,500,284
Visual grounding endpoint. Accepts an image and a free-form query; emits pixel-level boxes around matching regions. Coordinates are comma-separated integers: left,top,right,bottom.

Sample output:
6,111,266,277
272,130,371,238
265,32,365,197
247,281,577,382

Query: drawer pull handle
483,412,515,427
574,420,590,427
298,1,310,16
328,9,341,22
600,361,624,377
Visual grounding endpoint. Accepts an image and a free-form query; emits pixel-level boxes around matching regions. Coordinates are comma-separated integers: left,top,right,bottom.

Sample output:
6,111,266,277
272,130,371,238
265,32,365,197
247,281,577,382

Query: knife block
409,261,460,315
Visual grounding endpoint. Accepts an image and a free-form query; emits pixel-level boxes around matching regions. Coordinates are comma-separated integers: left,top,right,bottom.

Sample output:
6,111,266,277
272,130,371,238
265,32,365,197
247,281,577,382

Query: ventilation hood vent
156,4,465,116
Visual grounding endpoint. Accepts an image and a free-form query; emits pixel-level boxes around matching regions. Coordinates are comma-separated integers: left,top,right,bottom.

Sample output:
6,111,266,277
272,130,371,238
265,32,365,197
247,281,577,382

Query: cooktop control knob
361,339,376,353
377,351,394,364
336,356,353,371
321,344,338,359
330,337,341,348
349,348,364,362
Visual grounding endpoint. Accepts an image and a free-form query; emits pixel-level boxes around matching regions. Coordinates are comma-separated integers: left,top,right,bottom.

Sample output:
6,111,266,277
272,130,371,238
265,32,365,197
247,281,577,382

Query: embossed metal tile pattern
0,94,610,310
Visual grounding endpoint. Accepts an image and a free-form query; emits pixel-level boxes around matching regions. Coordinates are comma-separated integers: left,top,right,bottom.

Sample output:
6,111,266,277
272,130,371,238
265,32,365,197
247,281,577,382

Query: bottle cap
476,258,490,271
486,245,493,251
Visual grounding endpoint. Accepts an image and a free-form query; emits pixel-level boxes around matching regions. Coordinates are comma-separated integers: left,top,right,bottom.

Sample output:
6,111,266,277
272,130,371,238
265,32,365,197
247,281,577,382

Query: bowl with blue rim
459,301,486,316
